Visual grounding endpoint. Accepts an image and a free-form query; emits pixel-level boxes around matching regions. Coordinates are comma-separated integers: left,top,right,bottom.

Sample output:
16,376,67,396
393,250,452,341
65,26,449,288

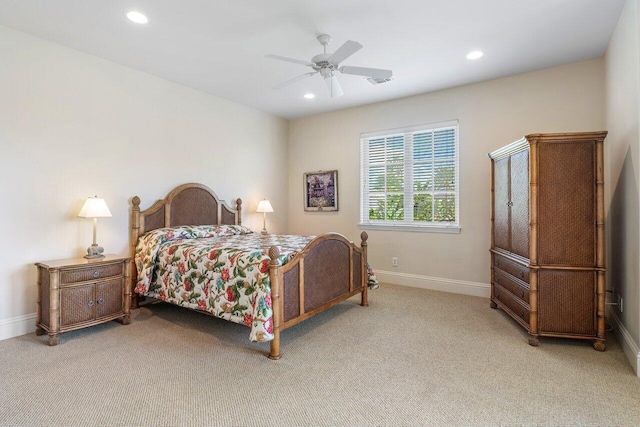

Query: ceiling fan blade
339,66,393,80
328,40,363,64
272,72,318,90
265,54,315,68
324,74,344,98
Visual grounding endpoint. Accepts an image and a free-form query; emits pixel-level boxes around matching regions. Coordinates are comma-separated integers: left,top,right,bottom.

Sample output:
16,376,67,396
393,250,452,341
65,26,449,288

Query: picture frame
304,170,338,211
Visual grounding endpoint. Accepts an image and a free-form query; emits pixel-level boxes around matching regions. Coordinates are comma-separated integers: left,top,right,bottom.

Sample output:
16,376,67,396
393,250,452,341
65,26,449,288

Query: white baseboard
607,306,640,377
376,270,491,298
0,313,36,341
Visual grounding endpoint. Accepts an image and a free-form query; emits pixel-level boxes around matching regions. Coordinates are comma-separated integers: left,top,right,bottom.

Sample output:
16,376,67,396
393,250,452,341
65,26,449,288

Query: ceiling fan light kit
366,76,395,85
266,34,393,98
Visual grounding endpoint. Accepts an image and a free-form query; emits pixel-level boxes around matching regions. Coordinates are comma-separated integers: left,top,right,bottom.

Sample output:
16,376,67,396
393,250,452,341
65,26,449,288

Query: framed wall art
304,170,338,211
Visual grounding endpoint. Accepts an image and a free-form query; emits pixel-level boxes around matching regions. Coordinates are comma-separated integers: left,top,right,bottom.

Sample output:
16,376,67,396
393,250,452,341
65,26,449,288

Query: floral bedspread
134,225,314,342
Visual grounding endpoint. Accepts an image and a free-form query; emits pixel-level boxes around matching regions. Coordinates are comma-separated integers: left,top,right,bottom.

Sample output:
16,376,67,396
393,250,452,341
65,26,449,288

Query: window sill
358,223,461,234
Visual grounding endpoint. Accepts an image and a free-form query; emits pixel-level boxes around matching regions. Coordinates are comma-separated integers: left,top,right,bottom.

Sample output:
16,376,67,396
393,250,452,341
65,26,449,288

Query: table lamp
256,199,274,235
78,196,112,259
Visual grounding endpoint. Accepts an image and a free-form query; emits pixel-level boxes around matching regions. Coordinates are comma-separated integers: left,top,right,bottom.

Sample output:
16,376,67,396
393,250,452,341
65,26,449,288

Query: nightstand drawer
60,262,123,284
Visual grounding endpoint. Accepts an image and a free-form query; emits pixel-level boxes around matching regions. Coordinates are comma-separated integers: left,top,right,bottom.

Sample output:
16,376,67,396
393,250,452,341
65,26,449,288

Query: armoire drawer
493,254,529,283
494,284,530,327
494,269,530,304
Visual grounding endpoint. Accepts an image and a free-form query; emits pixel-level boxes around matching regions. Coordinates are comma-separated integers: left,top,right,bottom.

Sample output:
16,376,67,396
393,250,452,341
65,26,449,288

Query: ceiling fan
266,34,393,98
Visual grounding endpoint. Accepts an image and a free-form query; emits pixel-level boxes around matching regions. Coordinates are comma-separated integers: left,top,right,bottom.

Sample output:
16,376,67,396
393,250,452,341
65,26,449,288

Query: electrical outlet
392,257,398,267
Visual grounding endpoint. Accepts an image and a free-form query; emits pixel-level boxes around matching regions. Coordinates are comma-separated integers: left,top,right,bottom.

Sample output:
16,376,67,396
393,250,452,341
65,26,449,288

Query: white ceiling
0,0,626,119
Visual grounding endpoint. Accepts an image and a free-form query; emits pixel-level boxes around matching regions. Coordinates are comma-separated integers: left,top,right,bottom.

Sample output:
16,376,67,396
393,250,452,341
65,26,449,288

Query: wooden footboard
267,231,368,360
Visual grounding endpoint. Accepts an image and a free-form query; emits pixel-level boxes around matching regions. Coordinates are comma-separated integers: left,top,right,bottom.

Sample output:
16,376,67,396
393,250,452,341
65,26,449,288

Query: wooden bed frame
130,183,369,359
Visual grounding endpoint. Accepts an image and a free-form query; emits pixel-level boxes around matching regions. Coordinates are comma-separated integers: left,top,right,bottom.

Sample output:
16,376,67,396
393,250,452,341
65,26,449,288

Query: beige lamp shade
256,199,273,234
256,200,274,213
78,196,112,218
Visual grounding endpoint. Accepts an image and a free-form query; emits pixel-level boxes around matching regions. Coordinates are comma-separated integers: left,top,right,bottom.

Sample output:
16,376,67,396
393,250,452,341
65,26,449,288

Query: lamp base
261,229,268,235
84,244,105,259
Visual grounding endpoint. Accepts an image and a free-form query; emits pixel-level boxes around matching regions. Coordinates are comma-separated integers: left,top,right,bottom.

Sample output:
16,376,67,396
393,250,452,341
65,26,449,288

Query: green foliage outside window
368,165,455,222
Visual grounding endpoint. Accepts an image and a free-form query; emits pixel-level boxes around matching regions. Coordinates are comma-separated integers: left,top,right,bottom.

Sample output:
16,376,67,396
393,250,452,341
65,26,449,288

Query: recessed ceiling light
466,50,484,60
303,93,315,99
125,11,149,24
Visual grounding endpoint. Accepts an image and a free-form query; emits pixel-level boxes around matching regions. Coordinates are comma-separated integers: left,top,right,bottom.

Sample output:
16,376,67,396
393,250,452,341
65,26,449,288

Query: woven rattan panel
171,188,218,226
510,149,530,258
537,141,595,266
493,157,510,251
144,206,165,232
96,278,123,318
40,271,50,328
283,265,300,322
304,240,350,312
60,263,123,284
353,252,362,290
60,285,94,326
538,269,595,335
221,204,236,225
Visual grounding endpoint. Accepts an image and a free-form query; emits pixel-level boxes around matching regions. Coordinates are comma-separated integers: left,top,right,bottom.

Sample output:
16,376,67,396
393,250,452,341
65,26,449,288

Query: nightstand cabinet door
96,278,124,319
60,284,95,326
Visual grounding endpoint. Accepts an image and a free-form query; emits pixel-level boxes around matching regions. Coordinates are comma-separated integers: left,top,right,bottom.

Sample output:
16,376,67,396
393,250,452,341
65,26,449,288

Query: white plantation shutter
360,120,460,232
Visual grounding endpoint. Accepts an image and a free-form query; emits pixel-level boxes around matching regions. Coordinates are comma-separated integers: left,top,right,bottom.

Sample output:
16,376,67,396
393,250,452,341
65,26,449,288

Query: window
359,120,460,232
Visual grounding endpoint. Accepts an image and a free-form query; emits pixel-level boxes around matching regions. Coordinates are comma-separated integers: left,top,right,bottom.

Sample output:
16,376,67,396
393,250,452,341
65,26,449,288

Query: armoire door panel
537,142,595,266
509,149,530,259
493,157,510,251
537,270,595,336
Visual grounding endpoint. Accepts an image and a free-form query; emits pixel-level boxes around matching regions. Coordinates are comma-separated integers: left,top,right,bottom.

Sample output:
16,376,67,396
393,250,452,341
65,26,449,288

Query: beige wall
288,59,605,294
0,25,289,327
605,0,640,372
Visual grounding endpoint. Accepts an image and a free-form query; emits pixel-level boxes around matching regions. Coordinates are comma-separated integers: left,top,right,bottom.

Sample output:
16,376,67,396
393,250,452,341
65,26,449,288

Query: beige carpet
1,284,639,426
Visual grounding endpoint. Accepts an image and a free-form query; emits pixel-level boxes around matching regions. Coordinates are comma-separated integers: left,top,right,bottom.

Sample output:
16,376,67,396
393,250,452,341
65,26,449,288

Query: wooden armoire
488,131,607,351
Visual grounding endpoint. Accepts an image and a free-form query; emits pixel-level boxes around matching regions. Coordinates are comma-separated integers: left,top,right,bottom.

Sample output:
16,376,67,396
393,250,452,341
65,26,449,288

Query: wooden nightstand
35,255,131,345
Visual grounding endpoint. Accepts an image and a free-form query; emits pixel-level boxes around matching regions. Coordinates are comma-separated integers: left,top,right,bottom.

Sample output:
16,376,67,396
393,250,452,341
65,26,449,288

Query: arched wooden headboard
130,183,242,307
131,182,242,240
